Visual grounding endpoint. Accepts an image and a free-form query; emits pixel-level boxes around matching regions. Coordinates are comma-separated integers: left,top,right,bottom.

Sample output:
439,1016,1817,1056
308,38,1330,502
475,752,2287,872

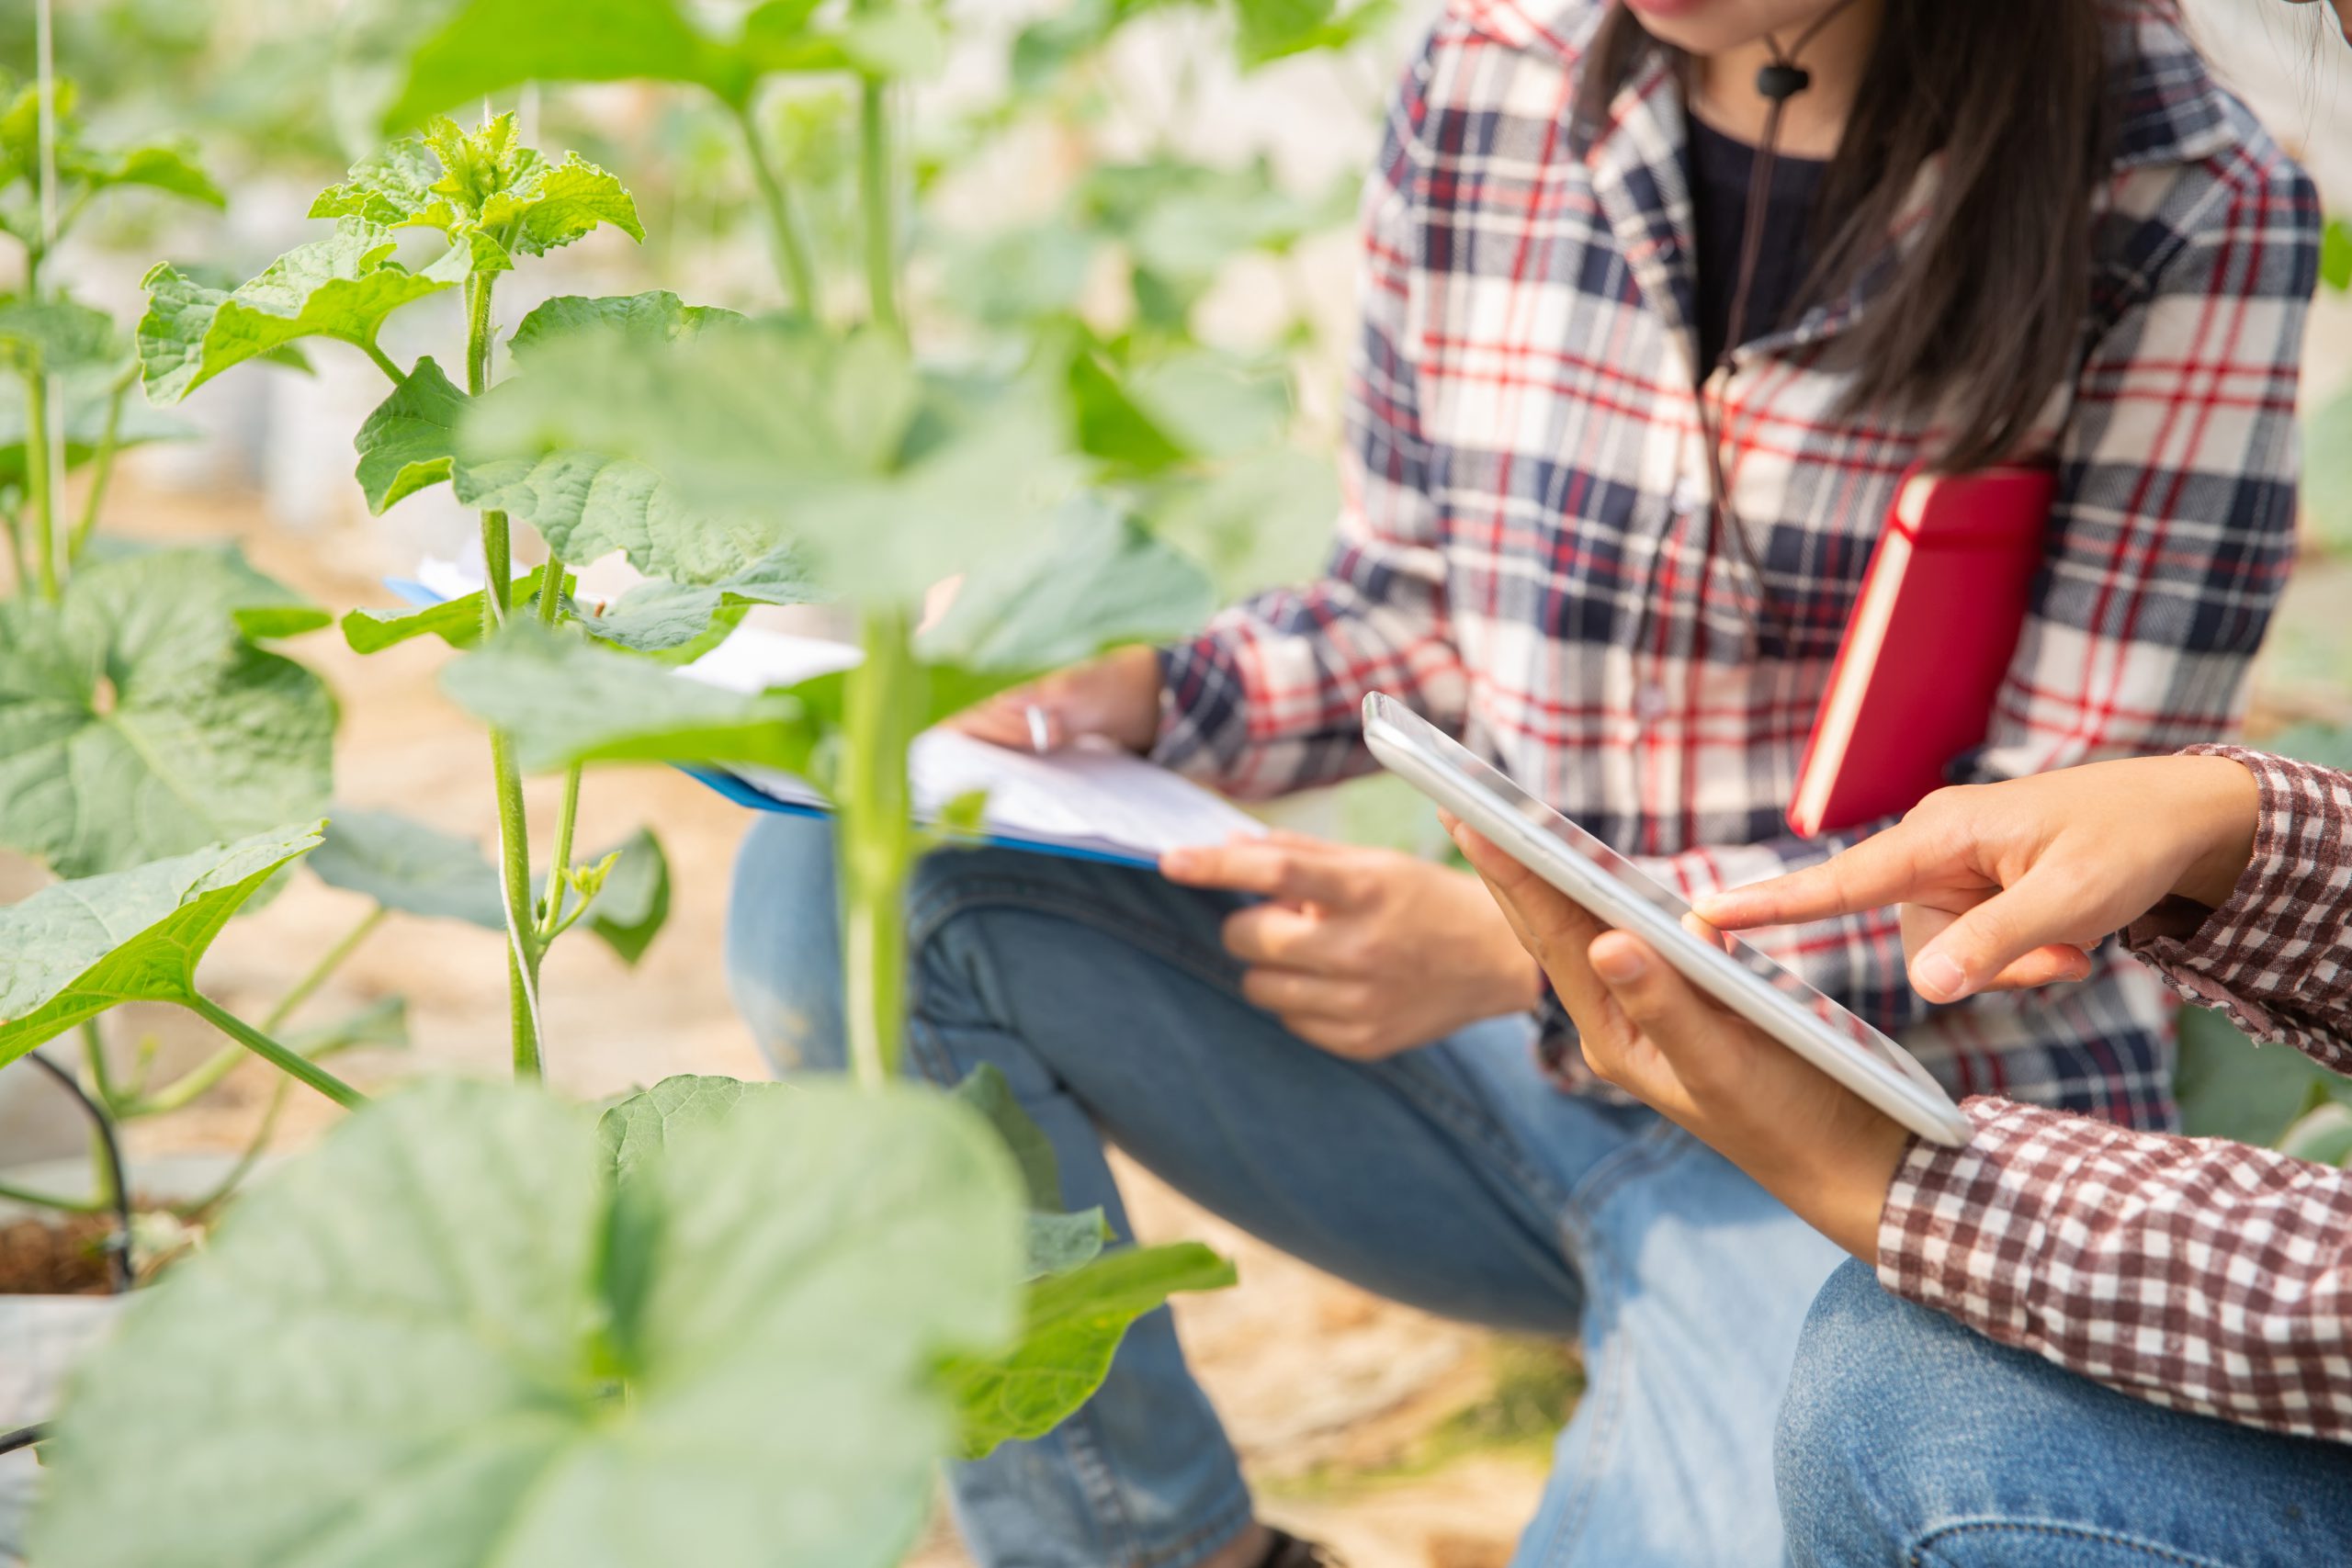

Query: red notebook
1788,464,2056,838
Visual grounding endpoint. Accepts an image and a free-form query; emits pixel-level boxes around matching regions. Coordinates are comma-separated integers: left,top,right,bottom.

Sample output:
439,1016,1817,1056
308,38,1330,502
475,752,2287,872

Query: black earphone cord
1692,0,1867,598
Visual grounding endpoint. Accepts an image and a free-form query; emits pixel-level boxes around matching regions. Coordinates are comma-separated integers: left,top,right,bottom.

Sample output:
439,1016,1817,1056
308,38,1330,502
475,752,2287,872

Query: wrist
2170,755,2260,911
1750,1105,1911,1265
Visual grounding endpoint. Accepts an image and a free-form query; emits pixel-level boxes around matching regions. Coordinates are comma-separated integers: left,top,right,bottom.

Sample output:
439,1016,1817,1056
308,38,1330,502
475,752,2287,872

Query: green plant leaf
309,807,670,964
1143,445,1338,598
440,620,829,773
1023,1210,1113,1280
1232,0,1389,64
595,1072,791,1183
2323,217,2352,295
31,1077,1025,1568
1067,340,1190,476
457,320,1083,604
2263,723,2352,773
510,290,746,358
945,1242,1237,1460
312,115,641,275
951,1062,1063,1210
139,222,462,403
2302,384,2352,558
582,827,671,964
340,567,567,654
373,0,742,130
354,354,466,513
2174,1004,2332,1145
839,7,948,77
576,581,749,661
64,140,226,209
0,548,337,877
917,496,1216,685
282,995,413,1058
2278,1101,2352,1167
0,824,323,1070
1080,157,1348,288
0,359,193,485
0,295,117,369
309,806,504,925
452,448,794,588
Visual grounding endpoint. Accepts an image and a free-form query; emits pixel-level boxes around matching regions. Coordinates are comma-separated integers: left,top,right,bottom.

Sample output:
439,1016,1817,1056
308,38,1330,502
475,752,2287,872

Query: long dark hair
1577,0,2123,471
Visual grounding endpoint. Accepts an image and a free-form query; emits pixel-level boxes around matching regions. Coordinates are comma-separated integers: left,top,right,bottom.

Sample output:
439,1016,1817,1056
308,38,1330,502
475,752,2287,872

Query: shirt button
1672,476,1709,517
1635,683,1670,721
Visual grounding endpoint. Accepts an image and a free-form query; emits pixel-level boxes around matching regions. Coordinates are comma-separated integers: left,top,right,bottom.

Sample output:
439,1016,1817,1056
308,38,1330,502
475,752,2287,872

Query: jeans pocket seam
1910,1520,2242,1568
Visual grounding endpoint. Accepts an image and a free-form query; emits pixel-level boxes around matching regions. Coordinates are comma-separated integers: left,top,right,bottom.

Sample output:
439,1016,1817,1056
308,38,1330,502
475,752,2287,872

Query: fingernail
1162,850,1197,877
1592,942,1647,984
1916,953,1968,1001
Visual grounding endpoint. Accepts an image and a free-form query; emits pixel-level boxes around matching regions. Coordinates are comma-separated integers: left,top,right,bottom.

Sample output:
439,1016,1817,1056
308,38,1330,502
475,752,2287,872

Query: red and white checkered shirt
1153,0,2319,1130
1882,749,2352,1443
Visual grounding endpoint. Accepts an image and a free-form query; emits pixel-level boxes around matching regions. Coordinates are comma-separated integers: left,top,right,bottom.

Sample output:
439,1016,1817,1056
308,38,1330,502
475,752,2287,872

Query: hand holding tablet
1363,693,1969,1147
1362,693,1940,1261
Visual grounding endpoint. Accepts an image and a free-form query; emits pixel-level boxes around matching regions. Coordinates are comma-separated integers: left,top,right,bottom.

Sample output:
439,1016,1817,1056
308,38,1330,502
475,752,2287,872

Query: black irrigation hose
23,1051,134,1294
0,1423,46,1458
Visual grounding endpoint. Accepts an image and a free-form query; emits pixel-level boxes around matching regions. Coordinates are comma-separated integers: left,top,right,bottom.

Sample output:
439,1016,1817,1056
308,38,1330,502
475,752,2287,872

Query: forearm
1879,1097,2352,1442
1153,574,1465,799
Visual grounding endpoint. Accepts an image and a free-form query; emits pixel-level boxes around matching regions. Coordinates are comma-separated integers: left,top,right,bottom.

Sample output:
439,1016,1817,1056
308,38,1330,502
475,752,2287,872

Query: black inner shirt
1685,112,1829,374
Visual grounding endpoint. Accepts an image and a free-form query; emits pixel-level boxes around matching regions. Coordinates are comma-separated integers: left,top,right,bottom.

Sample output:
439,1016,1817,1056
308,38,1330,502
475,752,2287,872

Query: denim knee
1774,1258,1940,1566
723,812,847,1075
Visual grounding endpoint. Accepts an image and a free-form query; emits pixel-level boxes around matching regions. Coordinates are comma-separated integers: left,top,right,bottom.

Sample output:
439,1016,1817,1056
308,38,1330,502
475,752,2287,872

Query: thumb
1589,931,1724,1059
1907,868,2086,1003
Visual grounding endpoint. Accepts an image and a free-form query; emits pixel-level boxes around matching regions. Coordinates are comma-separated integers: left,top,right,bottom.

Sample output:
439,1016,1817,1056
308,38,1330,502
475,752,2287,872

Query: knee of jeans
1776,1258,1939,1564
724,813,847,1076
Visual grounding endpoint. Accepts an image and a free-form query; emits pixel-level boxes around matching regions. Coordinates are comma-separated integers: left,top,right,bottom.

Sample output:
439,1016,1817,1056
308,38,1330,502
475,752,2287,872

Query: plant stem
856,78,902,340
729,98,820,317
361,340,406,385
464,269,546,1077
78,1020,118,1112
267,906,388,1033
175,1073,291,1219
64,365,129,563
836,604,920,1089
27,1050,134,1292
182,995,366,1111
76,1025,121,1219
119,905,387,1118
539,762,582,940
0,1178,105,1214
23,363,57,602
1,499,25,590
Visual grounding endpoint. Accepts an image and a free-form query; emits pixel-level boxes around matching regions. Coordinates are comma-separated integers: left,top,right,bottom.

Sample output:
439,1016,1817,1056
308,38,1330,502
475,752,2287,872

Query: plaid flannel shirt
1154,0,2318,1128
1882,749,2352,1442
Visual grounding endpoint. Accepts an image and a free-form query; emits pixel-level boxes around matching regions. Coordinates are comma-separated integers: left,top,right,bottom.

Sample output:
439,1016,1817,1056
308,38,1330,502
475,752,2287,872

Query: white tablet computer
1363,693,1971,1145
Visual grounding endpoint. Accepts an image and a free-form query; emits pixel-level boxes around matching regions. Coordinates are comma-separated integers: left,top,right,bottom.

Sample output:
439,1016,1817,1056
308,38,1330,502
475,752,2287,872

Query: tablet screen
1399,712,1924,1081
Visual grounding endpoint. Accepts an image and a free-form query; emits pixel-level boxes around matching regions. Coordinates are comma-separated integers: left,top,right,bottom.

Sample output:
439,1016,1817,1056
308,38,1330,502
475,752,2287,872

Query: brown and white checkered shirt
1879,747,2352,1442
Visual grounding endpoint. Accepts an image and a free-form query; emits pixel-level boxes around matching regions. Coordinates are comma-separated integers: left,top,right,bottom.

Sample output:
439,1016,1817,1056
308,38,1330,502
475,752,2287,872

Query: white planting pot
0,1293,122,1565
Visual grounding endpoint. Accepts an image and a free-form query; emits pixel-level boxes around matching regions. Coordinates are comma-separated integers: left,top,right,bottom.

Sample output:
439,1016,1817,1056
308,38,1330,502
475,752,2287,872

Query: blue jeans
727,815,1845,1568
1778,1260,2352,1566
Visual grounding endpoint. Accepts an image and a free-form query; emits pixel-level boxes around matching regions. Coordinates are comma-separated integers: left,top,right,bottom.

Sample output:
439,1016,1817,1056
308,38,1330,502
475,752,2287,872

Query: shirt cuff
1874,1097,2068,1320
1149,635,1243,782
2123,744,2352,1046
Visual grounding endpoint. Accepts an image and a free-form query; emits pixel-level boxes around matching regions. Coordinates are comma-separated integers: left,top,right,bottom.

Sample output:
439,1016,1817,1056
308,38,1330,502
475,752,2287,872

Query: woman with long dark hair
726,1,2319,1562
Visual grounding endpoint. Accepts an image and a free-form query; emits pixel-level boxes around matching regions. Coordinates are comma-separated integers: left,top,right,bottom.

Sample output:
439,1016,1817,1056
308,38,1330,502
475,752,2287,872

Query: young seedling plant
20,17,1237,1555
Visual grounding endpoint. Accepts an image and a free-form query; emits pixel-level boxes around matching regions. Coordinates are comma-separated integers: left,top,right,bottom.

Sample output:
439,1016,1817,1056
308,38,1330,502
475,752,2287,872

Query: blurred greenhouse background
0,1,2347,1562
